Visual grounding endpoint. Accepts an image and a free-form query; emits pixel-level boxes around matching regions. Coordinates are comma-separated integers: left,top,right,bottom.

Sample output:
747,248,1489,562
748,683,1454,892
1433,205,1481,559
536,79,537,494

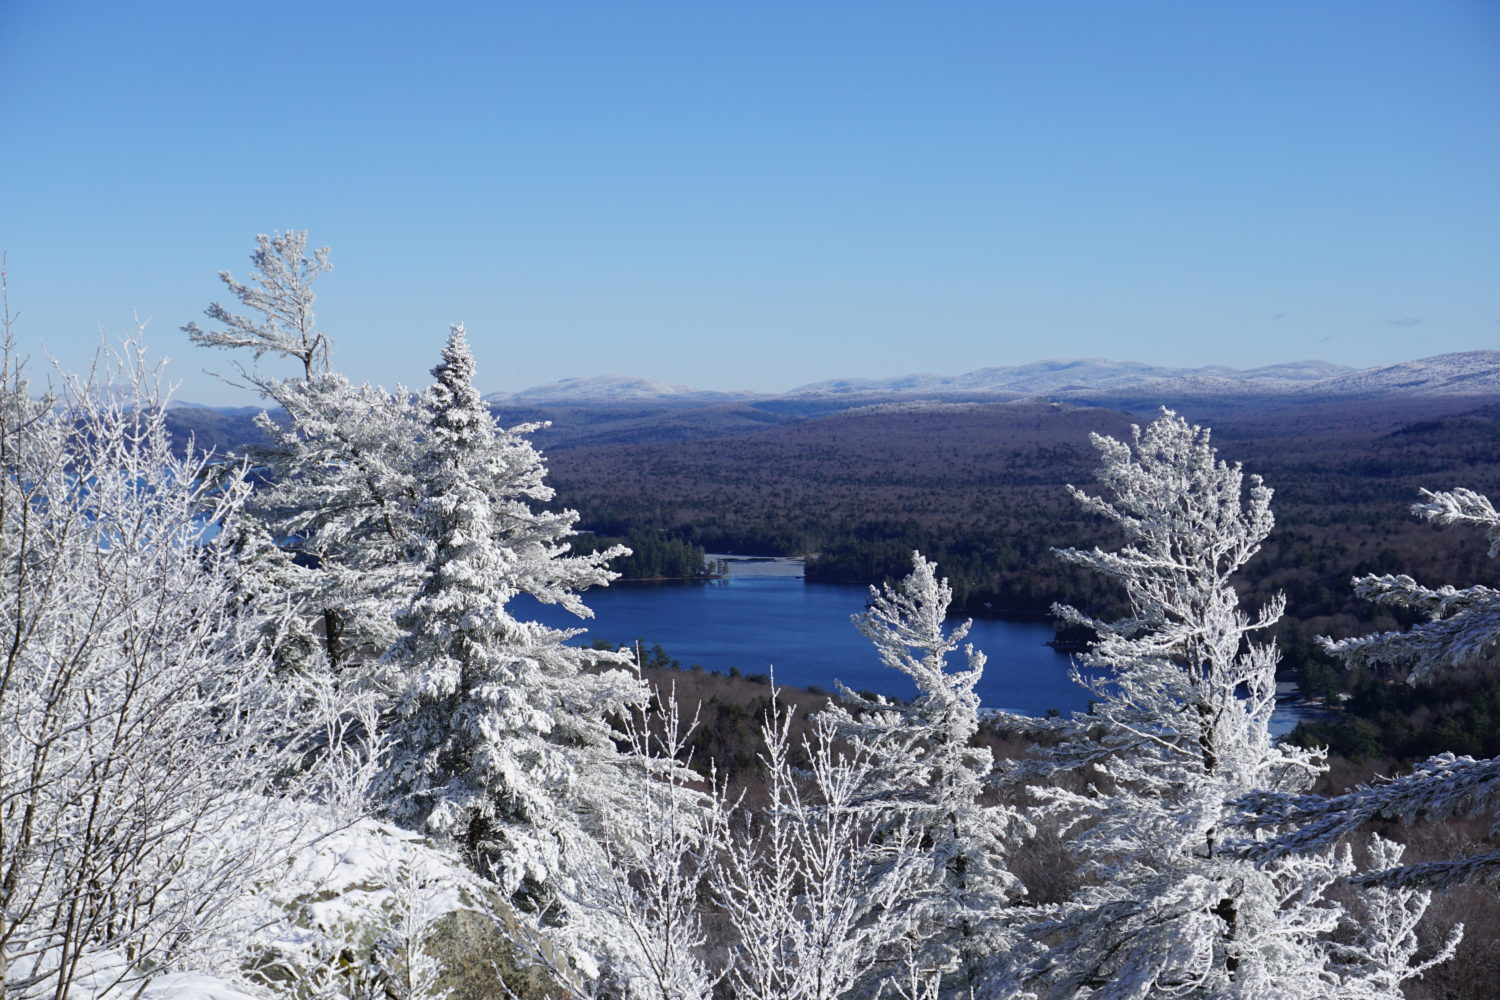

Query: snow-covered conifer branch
1236,753,1500,886
1320,486,1500,683
1321,575,1500,683
1235,475,1500,896
1414,486,1500,556
246,373,428,667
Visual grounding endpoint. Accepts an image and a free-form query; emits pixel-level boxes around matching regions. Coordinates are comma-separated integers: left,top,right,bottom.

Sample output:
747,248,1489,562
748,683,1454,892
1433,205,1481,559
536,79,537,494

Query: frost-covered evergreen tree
1000,410,1445,999
377,326,641,926
248,374,427,667
186,231,430,670
821,552,1027,996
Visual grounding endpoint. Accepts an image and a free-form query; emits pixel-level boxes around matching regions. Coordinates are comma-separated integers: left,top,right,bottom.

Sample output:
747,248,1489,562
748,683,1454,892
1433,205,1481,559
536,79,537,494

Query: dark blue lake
518,556,1096,717
514,556,1319,734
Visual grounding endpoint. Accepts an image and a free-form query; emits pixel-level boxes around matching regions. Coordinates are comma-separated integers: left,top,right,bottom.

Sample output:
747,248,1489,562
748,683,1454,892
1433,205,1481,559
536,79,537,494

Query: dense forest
540,398,1500,626
533,396,1500,759
569,529,723,580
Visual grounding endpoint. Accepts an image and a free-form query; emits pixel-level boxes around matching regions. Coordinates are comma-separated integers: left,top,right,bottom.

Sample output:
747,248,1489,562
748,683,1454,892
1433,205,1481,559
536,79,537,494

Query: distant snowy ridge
796,353,1500,401
485,352,1500,404
482,358,1369,404
787,358,1356,397
484,375,761,404
175,352,1500,410
1301,350,1500,398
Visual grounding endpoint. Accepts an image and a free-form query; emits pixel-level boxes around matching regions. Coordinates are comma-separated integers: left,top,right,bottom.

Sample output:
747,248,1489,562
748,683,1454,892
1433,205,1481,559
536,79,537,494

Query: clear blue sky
3,1,1497,404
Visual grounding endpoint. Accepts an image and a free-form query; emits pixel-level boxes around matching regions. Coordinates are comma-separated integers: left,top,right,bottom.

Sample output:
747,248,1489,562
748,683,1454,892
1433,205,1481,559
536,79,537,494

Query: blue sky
2,1,1497,404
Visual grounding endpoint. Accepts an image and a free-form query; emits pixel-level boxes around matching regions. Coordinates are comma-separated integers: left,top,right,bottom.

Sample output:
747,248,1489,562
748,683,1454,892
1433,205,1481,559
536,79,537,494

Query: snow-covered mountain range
486,351,1500,404
484,375,755,405
785,358,1355,397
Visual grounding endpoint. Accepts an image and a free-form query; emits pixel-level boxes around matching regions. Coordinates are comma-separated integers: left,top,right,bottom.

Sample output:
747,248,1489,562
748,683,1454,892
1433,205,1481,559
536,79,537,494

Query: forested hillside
540,393,1500,764
542,395,1500,619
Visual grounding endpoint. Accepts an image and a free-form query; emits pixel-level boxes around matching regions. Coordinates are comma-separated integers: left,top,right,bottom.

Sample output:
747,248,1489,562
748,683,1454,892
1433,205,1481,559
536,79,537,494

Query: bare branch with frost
0,332,329,997
183,229,333,383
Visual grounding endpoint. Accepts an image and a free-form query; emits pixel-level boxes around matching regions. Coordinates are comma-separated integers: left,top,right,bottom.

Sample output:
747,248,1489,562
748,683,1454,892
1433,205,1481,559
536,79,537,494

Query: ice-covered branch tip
1321,577,1500,682
1321,485,1500,684
183,229,333,383
1414,486,1500,557
1235,752,1500,883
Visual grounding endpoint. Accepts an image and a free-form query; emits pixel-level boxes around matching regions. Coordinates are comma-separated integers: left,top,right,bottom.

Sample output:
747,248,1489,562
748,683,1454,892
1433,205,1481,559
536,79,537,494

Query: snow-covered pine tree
377,326,643,928
999,410,1437,999
820,552,1027,996
186,231,428,669
247,373,427,668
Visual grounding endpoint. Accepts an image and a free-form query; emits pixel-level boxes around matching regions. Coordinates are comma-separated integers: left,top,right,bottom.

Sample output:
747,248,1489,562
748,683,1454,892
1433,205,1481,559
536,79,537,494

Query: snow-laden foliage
246,373,427,667
1233,484,1500,891
713,699,934,1000
499,680,944,1000
183,230,333,383
1240,752,1500,886
0,336,317,998
999,410,1448,999
1238,749,1500,889
217,517,325,673
518,683,715,1000
820,553,1028,996
1323,487,1500,682
377,327,643,928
